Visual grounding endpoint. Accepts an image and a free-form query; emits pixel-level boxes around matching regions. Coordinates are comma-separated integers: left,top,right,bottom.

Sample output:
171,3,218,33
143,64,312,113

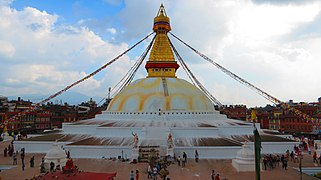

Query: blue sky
12,0,124,23
11,0,126,42
1,0,321,107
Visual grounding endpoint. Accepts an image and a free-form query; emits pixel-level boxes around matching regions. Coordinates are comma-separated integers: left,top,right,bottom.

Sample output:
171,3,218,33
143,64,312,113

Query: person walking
263,156,267,170
182,158,186,167
147,164,152,179
20,150,25,165
8,144,11,156
135,169,140,180
276,155,280,167
4,147,7,157
129,170,135,180
30,156,35,168
183,152,187,163
177,156,181,166
50,161,55,172
313,152,318,163
211,170,215,180
214,173,220,180
290,151,294,161
195,150,199,163
13,152,17,165
153,166,158,180
283,158,288,170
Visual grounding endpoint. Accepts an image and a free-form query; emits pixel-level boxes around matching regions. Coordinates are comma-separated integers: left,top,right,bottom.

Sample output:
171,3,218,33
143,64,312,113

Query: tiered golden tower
145,4,179,78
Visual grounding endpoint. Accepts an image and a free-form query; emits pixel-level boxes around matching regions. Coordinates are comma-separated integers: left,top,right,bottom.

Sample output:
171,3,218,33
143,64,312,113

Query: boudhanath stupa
14,5,297,160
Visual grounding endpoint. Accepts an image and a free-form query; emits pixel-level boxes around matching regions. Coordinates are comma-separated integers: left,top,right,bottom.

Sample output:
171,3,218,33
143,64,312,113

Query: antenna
108,87,111,99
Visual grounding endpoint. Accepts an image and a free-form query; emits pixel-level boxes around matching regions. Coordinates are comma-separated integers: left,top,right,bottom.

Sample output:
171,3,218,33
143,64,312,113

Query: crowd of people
211,169,221,180
261,136,321,173
2,140,35,172
5,136,321,179
262,154,287,170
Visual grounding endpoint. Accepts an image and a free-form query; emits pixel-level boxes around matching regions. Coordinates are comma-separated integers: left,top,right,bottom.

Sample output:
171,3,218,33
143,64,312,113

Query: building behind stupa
14,4,297,160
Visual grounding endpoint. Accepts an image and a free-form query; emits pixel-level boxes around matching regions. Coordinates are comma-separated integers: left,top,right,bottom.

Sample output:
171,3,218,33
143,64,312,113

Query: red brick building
256,111,270,129
280,103,319,134
219,105,247,120
34,110,51,130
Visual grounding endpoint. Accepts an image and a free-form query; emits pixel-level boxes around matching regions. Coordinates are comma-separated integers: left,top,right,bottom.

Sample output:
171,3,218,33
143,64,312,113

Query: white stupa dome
107,77,214,112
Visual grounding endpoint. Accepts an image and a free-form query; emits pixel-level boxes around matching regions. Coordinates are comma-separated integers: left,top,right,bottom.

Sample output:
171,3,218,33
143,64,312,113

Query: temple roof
145,4,179,77
149,4,174,62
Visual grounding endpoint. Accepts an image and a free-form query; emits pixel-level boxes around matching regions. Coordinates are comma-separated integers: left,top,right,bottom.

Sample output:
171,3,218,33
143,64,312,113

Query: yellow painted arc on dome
111,78,162,111
117,92,165,111
119,93,204,112
107,77,215,112
130,78,161,89
168,93,193,110
138,92,164,111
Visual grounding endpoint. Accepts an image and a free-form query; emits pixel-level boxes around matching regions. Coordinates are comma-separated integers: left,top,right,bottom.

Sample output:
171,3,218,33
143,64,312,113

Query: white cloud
232,2,320,41
0,0,13,6
107,28,117,34
0,40,15,57
122,0,321,106
0,2,132,99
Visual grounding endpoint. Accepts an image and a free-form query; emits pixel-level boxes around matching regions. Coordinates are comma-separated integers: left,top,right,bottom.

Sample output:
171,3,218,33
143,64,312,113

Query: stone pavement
0,140,319,180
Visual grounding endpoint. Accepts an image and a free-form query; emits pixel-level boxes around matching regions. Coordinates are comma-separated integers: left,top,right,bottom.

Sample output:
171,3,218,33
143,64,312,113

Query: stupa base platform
14,139,297,159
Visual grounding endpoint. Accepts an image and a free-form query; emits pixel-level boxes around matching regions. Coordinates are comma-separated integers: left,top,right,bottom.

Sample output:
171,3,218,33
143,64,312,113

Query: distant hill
7,91,104,105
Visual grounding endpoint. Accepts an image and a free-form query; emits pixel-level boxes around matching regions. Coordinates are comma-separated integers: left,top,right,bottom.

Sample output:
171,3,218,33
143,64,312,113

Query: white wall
246,142,299,154
64,145,132,159
15,140,299,159
171,128,219,138
174,146,241,159
218,126,253,136
95,127,142,137
62,124,98,134
14,141,71,153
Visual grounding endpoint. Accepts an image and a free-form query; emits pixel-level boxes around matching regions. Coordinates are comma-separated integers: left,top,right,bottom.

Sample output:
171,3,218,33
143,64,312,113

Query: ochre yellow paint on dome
107,78,214,112
129,78,161,90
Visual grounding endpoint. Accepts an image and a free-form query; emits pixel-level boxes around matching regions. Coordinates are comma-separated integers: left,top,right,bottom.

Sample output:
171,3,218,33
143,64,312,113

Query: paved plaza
0,140,319,180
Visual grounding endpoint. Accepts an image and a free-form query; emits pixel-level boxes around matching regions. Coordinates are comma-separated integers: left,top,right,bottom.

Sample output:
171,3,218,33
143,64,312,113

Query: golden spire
145,4,179,78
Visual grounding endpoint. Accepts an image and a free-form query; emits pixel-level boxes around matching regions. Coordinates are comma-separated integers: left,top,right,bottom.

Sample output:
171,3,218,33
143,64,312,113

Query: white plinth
132,148,139,160
232,143,259,172
2,133,13,141
167,148,174,157
232,158,256,172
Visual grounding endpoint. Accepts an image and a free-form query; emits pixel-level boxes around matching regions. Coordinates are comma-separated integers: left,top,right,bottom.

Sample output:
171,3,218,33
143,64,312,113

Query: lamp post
299,154,303,180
